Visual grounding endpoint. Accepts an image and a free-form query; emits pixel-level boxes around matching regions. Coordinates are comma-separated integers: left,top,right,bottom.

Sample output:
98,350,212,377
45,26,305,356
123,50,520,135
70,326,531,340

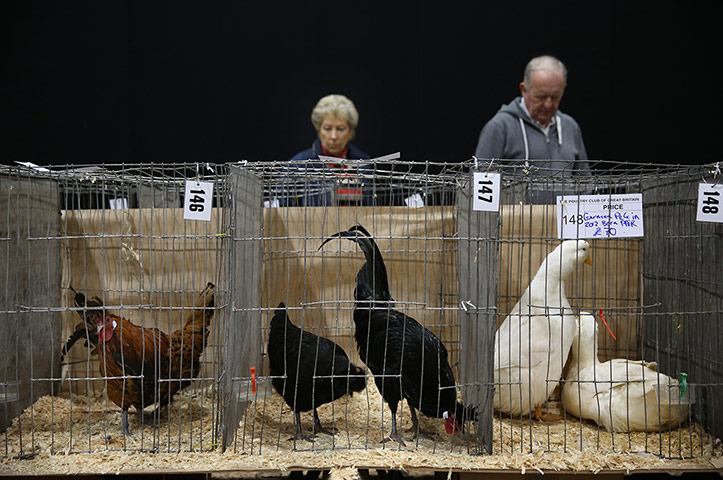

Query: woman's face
318,115,353,157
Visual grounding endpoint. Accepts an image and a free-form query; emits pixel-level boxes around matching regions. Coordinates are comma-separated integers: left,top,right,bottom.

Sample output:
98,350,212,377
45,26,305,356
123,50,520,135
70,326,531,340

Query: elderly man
474,55,590,177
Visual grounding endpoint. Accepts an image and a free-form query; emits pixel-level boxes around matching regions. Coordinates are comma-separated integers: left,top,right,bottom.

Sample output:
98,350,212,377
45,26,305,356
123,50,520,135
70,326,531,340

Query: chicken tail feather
69,285,89,310
69,284,104,325
183,282,216,330
60,326,93,362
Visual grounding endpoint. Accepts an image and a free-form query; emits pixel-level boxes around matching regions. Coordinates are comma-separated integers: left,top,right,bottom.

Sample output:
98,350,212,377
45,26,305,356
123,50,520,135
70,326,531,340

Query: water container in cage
654,376,696,405
235,375,274,402
0,381,20,404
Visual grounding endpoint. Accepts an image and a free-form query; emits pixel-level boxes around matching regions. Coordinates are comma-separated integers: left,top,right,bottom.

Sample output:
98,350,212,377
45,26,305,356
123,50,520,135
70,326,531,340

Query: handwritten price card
557,194,644,239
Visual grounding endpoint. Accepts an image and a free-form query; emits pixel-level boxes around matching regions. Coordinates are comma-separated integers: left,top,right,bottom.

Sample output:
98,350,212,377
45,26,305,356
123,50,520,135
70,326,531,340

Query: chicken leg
291,412,316,442
120,407,154,436
381,402,406,446
406,407,434,440
121,411,132,436
312,409,337,435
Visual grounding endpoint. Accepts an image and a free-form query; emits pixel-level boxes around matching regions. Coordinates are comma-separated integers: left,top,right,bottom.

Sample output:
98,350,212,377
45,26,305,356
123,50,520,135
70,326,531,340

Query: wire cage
219,158,722,462
223,160,478,455
1,163,231,456
0,159,721,473
481,159,722,460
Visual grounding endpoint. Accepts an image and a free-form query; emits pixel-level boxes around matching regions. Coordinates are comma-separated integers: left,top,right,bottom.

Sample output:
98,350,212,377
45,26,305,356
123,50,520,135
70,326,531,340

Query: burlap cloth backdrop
60,205,639,394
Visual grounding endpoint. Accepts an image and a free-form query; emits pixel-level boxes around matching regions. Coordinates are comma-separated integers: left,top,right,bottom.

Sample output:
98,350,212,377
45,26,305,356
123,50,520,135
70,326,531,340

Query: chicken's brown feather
64,283,216,430
168,283,216,392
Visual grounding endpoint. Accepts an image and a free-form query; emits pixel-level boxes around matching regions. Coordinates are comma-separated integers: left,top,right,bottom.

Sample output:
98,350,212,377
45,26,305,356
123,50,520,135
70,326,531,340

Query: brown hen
65,283,216,435
165,282,216,406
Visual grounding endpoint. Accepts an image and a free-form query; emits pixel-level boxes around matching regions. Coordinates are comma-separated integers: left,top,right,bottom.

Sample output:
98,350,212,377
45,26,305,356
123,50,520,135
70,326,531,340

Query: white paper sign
15,161,50,172
108,198,128,210
472,172,500,212
404,193,425,207
696,183,723,223
557,194,644,239
319,151,401,165
183,180,213,221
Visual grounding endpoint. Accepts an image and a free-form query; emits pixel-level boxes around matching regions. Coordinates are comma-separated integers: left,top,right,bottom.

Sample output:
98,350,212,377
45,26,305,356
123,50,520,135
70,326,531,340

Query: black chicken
267,302,367,441
320,225,476,445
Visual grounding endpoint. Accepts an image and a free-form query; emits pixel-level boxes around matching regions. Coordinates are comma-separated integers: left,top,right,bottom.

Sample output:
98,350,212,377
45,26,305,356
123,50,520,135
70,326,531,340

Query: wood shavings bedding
2,378,720,476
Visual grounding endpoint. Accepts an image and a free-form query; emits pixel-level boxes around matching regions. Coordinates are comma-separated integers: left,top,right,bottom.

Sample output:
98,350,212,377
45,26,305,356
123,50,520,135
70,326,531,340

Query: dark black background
4,1,721,166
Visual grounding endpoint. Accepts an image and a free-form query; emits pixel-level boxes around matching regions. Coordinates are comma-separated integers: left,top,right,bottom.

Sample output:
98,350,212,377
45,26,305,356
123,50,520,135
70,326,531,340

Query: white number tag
183,180,213,221
472,172,500,212
108,198,128,210
557,194,644,239
696,183,723,223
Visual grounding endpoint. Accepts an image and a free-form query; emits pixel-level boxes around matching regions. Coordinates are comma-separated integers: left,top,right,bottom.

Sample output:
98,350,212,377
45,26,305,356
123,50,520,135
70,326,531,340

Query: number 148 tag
184,180,214,221
696,183,723,223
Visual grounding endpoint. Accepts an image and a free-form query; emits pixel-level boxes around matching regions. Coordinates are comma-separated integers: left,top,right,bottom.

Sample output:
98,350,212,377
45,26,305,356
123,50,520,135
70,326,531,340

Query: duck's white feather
494,240,590,416
564,313,688,432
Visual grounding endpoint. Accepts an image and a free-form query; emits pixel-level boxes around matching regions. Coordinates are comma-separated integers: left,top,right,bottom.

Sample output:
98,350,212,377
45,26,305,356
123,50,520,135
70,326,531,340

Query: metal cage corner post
221,165,264,451
642,173,723,447
0,173,63,438
457,178,498,454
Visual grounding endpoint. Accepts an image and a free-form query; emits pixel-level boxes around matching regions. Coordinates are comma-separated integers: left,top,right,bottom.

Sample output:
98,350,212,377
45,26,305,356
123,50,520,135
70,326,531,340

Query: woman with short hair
281,94,372,206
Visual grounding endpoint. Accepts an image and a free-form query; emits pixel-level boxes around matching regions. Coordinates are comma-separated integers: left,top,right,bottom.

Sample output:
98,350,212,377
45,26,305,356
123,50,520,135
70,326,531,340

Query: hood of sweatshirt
497,97,564,161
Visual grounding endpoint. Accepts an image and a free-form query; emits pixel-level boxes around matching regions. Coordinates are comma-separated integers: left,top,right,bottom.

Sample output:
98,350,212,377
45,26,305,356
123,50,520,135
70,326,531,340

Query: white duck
495,240,592,420
563,312,688,432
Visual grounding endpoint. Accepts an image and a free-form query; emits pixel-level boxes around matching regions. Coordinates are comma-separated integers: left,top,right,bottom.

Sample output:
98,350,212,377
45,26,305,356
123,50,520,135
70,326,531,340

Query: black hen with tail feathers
267,302,367,441
319,225,477,445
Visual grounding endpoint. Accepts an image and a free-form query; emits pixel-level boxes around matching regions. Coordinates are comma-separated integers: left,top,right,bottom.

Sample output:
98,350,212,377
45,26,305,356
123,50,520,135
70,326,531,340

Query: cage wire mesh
483,159,722,460
225,160,475,455
1,163,230,456
0,159,721,465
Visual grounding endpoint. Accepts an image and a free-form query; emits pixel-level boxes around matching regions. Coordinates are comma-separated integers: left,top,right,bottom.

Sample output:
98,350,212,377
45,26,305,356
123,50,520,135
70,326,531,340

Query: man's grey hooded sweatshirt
474,96,590,176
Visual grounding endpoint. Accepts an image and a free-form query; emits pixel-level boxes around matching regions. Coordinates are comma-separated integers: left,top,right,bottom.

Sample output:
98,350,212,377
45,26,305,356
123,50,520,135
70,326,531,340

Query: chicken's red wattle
97,317,115,342
445,414,461,434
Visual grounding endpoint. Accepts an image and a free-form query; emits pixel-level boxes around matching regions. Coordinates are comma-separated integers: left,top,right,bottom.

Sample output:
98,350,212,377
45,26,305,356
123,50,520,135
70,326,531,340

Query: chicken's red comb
599,308,616,340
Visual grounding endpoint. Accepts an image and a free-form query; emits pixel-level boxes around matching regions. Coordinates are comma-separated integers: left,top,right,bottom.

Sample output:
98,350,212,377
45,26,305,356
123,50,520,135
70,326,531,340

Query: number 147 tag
184,180,214,221
472,172,500,212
